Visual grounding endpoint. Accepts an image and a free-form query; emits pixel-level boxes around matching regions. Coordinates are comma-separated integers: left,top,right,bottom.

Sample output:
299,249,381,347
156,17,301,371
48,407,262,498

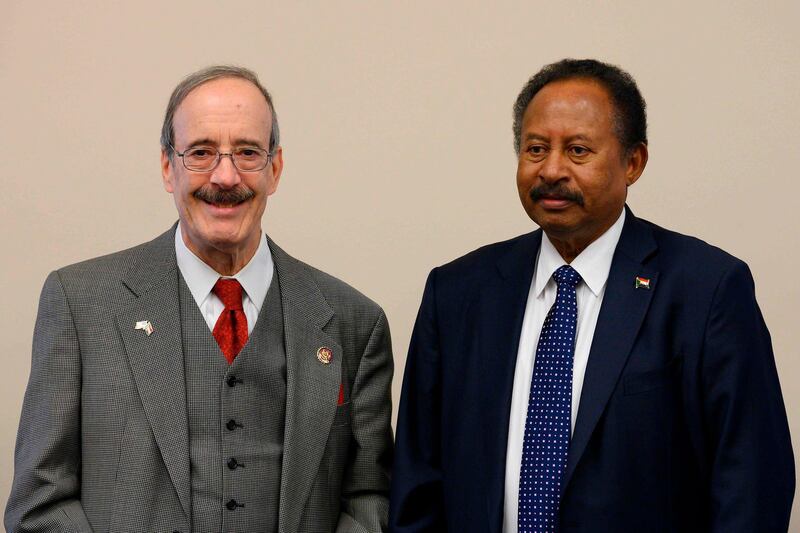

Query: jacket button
227,457,239,470
226,499,242,511
226,419,242,431
226,375,242,387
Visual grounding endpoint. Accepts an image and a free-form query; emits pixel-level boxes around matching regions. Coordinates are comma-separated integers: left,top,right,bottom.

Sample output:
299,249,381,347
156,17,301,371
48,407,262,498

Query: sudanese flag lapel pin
634,276,651,290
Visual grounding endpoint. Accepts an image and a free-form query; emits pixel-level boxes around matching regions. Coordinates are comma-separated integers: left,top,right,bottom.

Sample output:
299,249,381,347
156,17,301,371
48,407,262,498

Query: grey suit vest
179,272,286,533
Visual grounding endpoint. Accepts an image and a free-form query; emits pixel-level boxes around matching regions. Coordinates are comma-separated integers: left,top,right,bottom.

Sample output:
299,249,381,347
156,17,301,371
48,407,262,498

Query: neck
181,228,260,277
545,207,625,263
546,222,615,264
547,237,584,264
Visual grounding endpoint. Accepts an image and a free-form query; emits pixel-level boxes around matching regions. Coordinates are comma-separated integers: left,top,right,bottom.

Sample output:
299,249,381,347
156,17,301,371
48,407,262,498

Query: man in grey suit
6,65,394,533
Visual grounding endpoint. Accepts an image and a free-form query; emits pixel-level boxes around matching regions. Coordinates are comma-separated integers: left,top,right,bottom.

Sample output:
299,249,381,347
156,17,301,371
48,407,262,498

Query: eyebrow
522,133,594,143
183,137,267,149
523,133,549,142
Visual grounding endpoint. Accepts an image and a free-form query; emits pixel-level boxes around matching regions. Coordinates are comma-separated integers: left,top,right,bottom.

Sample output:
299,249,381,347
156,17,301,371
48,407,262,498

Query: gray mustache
194,185,255,205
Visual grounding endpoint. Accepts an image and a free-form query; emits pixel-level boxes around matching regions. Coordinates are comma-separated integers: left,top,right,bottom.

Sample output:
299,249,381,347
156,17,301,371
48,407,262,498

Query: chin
191,223,243,250
532,215,581,238
208,232,247,250
529,207,567,227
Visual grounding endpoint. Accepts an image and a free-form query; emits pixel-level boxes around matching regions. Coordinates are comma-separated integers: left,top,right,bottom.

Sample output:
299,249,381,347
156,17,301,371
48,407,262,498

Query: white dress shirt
174,225,273,334
502,210,626,533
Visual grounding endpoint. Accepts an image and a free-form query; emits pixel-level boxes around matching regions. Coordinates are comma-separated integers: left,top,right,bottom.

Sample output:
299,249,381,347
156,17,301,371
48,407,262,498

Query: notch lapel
479,232,541,533
269,239,341,533
115,226,192,522
561,211,659,494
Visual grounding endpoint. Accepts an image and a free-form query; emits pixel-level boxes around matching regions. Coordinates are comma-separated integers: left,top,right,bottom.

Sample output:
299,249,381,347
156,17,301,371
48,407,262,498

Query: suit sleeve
702,261,795,532
336,309,395,532
5,272,94,533
389,270,447,532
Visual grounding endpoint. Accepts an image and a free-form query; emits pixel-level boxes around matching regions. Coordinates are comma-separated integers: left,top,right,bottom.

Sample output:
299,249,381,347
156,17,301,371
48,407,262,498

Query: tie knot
553,265,581,288
213,278,244,310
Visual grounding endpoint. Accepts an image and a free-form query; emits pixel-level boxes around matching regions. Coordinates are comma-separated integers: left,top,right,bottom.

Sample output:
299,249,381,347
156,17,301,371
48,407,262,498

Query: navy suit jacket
390,209,794,532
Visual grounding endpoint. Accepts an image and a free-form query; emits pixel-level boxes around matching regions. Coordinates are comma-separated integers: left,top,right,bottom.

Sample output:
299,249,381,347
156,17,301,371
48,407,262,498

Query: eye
568,145,590,157
185,147,215,159
235,147,262,159
526,144,548,161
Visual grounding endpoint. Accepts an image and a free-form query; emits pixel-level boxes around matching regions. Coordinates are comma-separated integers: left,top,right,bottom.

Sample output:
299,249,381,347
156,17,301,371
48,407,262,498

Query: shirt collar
533,209,626,298
174,224,274,312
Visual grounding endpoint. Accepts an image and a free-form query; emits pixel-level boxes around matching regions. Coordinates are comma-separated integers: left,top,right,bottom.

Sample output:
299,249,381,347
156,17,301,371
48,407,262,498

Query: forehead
172,77,271,144
522,78,615,136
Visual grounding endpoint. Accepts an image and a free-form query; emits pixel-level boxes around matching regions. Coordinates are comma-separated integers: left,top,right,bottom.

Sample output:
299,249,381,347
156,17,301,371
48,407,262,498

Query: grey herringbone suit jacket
6,226,394,533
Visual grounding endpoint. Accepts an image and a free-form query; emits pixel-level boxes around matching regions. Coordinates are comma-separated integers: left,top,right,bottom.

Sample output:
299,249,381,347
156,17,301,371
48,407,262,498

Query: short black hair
512,58,647,155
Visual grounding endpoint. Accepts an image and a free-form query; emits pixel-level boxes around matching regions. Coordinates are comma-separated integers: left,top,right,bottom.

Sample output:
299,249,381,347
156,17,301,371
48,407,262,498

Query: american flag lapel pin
634,276,651,290
135,320,154,336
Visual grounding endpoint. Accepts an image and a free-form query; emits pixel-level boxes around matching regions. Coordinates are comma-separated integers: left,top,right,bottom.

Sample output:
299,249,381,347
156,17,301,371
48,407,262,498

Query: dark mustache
529,183,584,206
194,185,255,205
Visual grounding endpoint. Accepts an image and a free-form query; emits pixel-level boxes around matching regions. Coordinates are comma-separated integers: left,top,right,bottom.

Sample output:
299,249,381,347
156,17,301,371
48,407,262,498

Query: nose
210,154,242,189
538,150,568,184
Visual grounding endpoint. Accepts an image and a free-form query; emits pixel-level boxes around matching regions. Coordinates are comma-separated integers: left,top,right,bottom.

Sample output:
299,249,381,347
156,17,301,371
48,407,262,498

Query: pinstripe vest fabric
179,272,286,532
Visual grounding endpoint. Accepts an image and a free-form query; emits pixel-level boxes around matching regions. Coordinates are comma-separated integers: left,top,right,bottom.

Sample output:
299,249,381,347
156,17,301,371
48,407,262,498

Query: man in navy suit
389,59,794,532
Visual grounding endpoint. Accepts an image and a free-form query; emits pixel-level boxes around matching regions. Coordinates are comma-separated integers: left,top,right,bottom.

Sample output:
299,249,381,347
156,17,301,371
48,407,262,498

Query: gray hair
160,65,280,156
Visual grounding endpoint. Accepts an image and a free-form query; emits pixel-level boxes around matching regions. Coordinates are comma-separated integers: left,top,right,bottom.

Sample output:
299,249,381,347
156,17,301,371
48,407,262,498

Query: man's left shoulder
301,258,383,316
638,216,748,276
269,238,384,323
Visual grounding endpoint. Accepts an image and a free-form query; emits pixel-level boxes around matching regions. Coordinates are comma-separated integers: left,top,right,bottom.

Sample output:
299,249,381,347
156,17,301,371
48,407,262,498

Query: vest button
227,457,239,470
226,499,241,511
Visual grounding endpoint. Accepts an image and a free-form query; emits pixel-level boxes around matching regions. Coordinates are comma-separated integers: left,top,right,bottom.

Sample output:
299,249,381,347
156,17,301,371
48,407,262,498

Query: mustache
529,183,584,206
193,185,255,205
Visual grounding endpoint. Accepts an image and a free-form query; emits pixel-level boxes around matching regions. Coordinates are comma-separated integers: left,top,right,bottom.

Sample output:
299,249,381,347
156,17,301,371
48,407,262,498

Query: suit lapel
269,239,341,533
478,232,541,533
115,226,192,522
561,209,659,494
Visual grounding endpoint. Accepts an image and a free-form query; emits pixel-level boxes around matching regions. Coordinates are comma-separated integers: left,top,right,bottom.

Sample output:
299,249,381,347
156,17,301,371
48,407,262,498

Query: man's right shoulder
426,231,539,299
49,227,175,290
435,231,538,277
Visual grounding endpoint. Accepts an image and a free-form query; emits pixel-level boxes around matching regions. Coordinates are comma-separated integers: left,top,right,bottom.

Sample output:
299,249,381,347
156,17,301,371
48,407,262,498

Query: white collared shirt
174,225,273,334
502,209,626,533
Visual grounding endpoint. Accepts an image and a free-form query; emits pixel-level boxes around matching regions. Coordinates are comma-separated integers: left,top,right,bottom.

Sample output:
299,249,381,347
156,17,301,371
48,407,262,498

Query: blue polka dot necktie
518,265,581,532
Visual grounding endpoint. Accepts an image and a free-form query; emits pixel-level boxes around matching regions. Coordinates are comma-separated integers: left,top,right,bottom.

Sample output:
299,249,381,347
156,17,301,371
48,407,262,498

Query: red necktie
212,278,249,363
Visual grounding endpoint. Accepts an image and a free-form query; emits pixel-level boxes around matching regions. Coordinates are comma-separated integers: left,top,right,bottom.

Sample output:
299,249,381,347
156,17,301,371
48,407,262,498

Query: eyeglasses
170,144,274,172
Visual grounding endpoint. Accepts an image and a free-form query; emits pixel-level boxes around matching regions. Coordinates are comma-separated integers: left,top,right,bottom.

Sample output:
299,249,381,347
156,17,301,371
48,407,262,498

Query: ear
161,149,175,193
625,142,648,187
266,146,284,196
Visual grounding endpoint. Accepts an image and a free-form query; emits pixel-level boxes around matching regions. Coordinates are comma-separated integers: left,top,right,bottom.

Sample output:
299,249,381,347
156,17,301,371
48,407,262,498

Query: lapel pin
135,320,154,336
317,346,333,365
634,276,651,290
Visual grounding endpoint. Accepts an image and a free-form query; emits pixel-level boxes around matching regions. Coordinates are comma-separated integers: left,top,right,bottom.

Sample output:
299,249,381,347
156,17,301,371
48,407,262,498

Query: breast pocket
623,357,683,395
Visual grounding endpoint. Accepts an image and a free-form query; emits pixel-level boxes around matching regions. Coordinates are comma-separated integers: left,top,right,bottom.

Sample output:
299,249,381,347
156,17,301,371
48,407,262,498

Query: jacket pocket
332,400,351,427
623,357,682,395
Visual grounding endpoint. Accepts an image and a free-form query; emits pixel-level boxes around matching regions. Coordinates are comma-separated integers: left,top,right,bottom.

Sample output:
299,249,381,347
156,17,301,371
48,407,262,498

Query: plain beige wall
2,0,799,528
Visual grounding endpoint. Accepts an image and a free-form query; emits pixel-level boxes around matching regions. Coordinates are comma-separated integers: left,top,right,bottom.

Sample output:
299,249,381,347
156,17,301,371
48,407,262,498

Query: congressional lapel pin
317,346,333,365
634,276,651,290
135,320,154,336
